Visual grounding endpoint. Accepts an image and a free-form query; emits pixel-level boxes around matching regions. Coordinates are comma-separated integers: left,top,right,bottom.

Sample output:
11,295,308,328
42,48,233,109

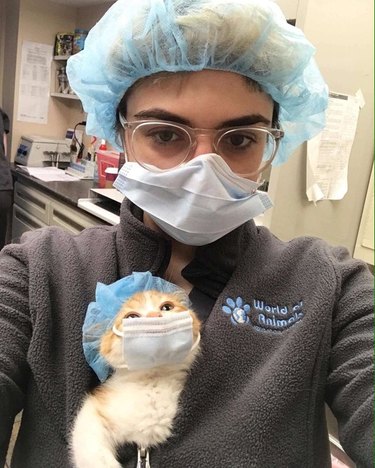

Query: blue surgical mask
112,312,200,370
114,153,272,245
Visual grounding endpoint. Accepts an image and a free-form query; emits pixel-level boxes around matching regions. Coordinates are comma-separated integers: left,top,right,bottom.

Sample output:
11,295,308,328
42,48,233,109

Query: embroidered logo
222,296,251,325
222,297,304,332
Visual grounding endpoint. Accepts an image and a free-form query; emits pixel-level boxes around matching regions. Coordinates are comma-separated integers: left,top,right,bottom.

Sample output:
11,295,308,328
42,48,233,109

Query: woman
0,1,372,467
0,107,12,250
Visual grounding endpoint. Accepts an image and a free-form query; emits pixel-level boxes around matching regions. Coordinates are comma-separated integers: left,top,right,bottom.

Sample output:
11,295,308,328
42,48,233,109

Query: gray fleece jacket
0,200,373,468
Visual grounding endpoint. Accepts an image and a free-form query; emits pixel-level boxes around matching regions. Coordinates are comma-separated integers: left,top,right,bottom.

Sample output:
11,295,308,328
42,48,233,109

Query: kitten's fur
70,290,201,468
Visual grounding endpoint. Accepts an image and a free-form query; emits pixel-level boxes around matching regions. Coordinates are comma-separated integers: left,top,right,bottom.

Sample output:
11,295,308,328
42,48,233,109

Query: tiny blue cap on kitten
83,271,190,382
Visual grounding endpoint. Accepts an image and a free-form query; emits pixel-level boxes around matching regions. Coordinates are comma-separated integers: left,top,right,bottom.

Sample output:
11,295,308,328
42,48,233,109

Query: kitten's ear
174,291,190,305
100,330,115,358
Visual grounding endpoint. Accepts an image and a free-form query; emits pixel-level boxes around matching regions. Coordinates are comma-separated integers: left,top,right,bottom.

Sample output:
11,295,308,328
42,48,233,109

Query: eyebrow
133,109,271,128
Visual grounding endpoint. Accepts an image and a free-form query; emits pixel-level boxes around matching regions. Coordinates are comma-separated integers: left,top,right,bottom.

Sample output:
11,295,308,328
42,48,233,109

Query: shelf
50,92,80,100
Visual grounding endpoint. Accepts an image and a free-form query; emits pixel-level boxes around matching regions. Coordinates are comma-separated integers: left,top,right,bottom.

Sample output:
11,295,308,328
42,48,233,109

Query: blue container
73,29,88,54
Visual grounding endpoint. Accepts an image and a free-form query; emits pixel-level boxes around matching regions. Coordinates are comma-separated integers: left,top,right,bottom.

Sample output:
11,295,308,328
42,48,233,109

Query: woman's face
123,70,275,178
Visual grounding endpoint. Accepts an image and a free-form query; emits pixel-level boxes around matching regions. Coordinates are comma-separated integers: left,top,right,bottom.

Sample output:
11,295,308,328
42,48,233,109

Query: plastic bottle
99,139,107,151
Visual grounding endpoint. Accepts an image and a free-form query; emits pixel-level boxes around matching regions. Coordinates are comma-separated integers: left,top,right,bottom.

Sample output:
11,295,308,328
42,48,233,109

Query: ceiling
48,0,113,6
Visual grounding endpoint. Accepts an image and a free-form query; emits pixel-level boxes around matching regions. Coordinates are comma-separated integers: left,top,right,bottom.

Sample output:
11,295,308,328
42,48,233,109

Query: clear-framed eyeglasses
119,115,284,177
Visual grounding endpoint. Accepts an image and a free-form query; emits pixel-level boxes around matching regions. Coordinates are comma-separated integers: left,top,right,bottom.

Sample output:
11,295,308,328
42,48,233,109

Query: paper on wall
306,90,364,204
17,41,53,124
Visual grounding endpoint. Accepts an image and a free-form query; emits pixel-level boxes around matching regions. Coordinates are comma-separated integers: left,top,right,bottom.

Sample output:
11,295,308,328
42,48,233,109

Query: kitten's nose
147,311,163,318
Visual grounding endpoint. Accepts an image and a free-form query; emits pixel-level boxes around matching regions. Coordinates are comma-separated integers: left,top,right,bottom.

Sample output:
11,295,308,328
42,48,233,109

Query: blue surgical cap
83,271,190,382
67,0,328,165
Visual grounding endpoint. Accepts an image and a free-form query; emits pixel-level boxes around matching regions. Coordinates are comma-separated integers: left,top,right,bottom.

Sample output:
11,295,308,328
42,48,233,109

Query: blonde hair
175,0,268,58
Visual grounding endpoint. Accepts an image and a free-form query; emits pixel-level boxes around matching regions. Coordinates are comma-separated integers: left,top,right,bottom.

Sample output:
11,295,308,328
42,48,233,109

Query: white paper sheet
16,166,80,182
17,41,53,124
306,90,364,203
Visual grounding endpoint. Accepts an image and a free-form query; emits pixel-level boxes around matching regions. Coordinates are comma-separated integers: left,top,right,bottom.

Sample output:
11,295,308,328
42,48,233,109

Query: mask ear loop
117,113,130,163
110,322,129,369
191,332,201,351
112,324,124,337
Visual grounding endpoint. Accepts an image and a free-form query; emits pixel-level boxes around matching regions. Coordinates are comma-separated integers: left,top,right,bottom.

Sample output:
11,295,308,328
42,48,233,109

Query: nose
190,133,215,159
146,311,163,318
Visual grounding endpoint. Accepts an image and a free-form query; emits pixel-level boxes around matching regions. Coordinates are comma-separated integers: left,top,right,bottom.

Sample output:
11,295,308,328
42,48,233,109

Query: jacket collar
115,199,259,296
182,220,258,298
115,199,171,278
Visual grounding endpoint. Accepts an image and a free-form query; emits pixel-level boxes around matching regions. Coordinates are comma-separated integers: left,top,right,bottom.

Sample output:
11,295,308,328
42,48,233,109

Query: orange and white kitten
70,290,201,468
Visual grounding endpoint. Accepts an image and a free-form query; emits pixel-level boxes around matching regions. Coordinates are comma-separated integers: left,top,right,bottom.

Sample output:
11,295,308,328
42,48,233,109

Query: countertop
11,165,99,207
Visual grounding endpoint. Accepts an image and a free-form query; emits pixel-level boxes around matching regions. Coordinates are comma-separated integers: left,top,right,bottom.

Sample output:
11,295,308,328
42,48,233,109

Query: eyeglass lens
129,122,277,174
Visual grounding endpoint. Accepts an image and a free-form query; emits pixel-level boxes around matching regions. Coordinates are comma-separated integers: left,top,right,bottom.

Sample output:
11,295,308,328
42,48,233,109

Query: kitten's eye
160,302,174,311
124,311,141,319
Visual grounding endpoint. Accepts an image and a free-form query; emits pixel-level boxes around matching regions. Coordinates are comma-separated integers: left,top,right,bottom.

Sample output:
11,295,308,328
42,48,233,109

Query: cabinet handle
16,210,43,230
16,188,46,210
51,208,85,233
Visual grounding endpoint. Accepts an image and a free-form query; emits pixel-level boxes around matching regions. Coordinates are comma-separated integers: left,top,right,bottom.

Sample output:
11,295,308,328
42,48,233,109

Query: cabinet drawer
50,198,104,234
13,181,50,224
12,204,48,241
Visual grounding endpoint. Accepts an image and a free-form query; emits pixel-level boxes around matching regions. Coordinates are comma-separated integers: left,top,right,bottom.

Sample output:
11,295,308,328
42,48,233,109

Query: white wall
269,0,374,254
1,0,115,159
4,0,78,157
76,1,114,30
275,0,298,19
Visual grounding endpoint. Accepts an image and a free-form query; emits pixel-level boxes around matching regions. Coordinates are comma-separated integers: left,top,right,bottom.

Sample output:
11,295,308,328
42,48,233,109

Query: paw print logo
222,297,251,325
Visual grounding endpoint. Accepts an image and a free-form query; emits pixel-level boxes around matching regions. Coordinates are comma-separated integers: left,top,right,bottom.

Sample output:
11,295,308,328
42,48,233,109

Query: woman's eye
124,312,141,319
147,128,182,144
160,302,174,311
156,130,178,142
228,133,252,148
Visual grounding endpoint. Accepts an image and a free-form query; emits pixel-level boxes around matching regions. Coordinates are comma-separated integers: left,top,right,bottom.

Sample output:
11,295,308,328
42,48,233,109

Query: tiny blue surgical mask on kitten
112,312,200,370
114,153,273,245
